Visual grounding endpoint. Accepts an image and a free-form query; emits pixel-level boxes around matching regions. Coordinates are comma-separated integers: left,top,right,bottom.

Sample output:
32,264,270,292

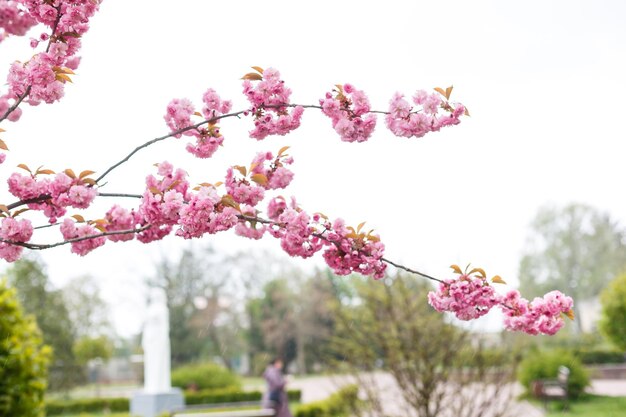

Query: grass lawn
540,395,626,417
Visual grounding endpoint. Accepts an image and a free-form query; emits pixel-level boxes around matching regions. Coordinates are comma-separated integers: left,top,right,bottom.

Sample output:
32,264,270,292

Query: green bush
295,385,358,417
185,388,301,405
46,397,129,416
518,350,590,399
171,362,241,391
46,389,302,415
576,348,625,365
0,280,51,417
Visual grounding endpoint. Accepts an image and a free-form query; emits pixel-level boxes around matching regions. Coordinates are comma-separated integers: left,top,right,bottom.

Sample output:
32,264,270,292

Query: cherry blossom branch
94,110,246,184
6,194,50,210
0,6,63,124
98,192,143,199
380,257,444,283
236,214,444,284
94,103,393,185
0,225,150,250
0,86,31,123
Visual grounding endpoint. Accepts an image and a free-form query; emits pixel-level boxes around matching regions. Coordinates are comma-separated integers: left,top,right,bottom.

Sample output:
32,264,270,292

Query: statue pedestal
130,388,184,417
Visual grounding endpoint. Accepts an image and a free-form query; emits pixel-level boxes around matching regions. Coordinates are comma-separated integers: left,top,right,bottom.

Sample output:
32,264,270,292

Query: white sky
1,0,625,337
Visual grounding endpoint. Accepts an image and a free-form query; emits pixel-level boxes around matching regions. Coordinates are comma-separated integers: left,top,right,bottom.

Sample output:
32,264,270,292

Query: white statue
142,287,171,393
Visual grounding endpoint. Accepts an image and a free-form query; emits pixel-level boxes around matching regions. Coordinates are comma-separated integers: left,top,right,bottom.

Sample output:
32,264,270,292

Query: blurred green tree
62,275,112,338
73,335,114,365
0,279,51,417
519,203,626,332
599,273,626,351
331,273,516,417
6,256,81,391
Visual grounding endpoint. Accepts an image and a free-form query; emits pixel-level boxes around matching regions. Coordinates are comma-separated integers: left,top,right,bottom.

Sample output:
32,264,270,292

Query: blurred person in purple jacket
262,358,293,417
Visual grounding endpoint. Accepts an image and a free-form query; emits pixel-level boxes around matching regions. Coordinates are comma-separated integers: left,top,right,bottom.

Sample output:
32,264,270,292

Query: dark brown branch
94,110,247,184
0,87,31,123
0,225,150,250
94,102,392,185
0,7,63,124
98,192,142,199
381,257,444,283
237,213,444,283
6,194,51,210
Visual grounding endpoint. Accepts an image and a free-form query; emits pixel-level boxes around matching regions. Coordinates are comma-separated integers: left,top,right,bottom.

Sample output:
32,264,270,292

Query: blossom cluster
7,169,97,223
164,88,232,158
500,289,574,335
427,273,500,320
258,197,386,278
242,67,304,140
428,268,574,336
225,149,295,207
0,1,36,43
320,83,377,143
385,90,466,138
6,0,101,108
0,217,33,262
60,217,105,256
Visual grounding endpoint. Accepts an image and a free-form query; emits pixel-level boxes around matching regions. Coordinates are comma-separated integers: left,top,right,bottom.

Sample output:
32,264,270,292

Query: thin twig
381,257,444,283
98,192,142,199
0,225,150,250
0,7,63,124
237,213,443,283
94,102,392,185
94,110,247,184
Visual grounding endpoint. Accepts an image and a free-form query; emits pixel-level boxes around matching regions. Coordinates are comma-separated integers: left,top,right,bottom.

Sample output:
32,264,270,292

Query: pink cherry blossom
104,205,135,242
243,67,304,140
428,273,500,320
234,205,265,240
320,83,377,143
60,218,105,256
0,217,33,262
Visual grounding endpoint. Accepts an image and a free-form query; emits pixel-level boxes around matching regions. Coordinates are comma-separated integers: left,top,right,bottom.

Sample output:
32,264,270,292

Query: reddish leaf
233,165,247,176
17,164,31,174
11,208,29,218
0,139,8,151
37,169,55,175
242,72,263,81
450,264,463,274
491,275,507,284
251,173,268,186
64,168,76,179
434,87,446,97
469,267,487,278
72,214,85,223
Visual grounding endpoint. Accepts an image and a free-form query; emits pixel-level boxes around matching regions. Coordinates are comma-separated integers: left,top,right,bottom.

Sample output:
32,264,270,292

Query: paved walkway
589,379,626,396
285,375,626,417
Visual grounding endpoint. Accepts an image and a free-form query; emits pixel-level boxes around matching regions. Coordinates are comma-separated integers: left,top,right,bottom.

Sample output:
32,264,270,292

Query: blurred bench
532,366,570,410
170,401,276,417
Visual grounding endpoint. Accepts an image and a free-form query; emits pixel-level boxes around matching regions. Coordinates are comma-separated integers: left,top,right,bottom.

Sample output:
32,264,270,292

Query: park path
285,373,544,417
283,375,626,417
